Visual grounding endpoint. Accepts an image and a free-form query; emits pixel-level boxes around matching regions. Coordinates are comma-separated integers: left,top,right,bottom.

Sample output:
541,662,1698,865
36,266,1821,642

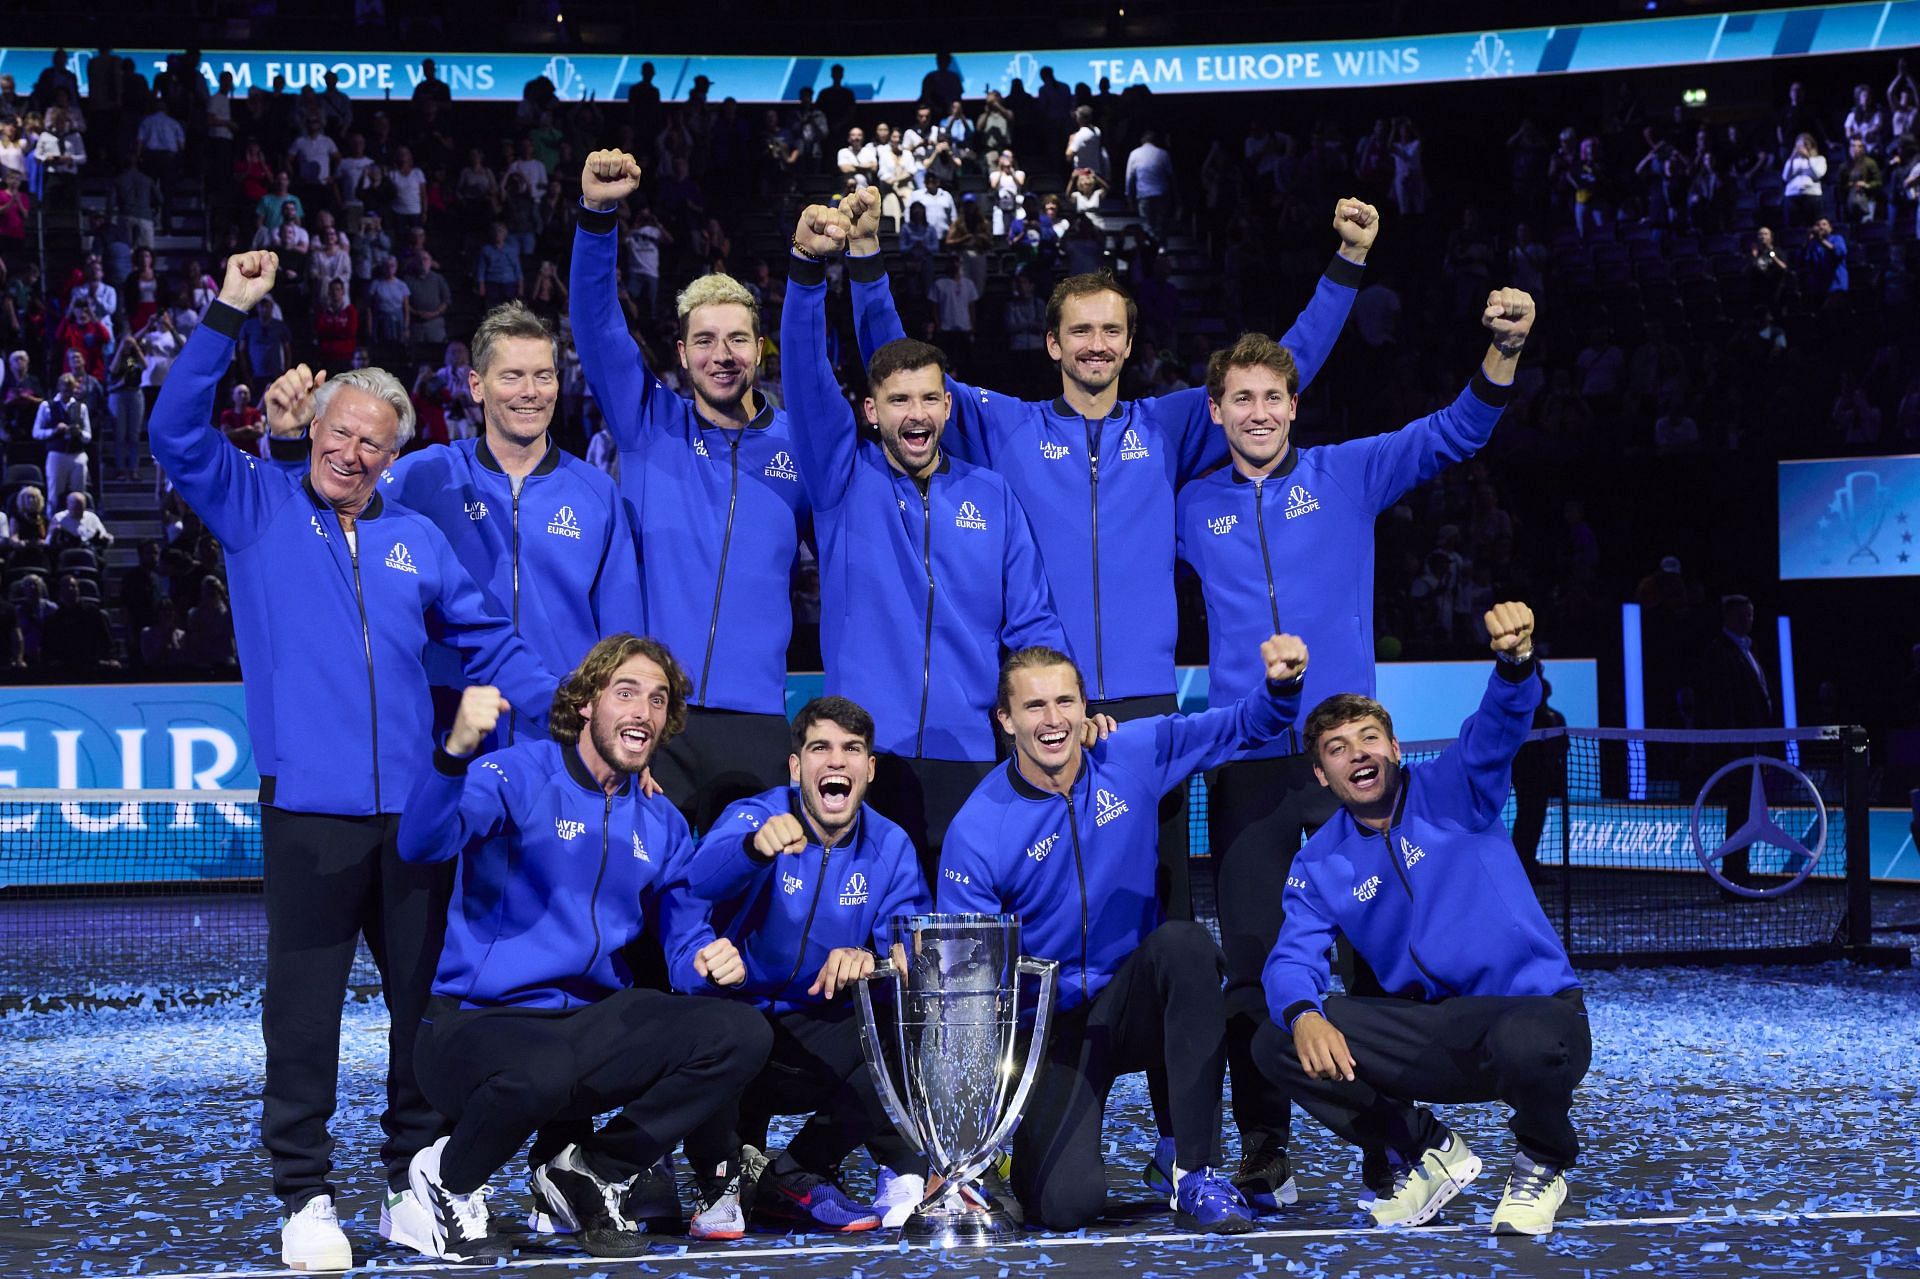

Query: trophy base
899,1186,1023,1247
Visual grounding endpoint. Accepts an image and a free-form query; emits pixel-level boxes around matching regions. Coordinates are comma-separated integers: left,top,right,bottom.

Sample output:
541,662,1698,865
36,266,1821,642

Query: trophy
856,913,1057,1246
1836,470,1887,564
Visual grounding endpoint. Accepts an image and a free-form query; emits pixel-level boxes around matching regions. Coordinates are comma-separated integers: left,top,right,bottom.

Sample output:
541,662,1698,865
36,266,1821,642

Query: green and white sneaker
1489,1158,1568,1236
1366,1132,1482,1229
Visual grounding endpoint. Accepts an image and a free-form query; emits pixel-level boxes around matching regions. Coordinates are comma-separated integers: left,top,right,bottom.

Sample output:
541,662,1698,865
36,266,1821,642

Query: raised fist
1332,198,1381,258
845,186,884,250
751,810,811,858
1485,601,1535,659
446,686,511,758
581,148,644,211
1483,288,1536,351
793,203,852,259
264,363,326,438
1262,633,1310,683
218,251,279,313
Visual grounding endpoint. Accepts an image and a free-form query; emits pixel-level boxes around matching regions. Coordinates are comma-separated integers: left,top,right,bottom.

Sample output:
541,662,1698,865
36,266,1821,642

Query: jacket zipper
1381,822,1451,995
346,525,381,810
573,791,614,997
508,481,522,745
1063,789,1091,1003
698,434,741,705
1085,422,1105,700
785,843,833,986
913,484,935,757
1251,477,1282,634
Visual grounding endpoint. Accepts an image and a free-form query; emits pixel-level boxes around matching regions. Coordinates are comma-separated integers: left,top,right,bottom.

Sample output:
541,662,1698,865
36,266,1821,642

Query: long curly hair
549,634,691,748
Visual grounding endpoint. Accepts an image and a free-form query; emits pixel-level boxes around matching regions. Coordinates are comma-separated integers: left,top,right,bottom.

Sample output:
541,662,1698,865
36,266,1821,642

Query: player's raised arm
571,148,669,449
780,203,862,511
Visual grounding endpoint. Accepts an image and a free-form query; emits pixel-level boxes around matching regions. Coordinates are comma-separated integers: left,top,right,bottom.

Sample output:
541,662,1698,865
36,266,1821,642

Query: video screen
1778,456,1920,581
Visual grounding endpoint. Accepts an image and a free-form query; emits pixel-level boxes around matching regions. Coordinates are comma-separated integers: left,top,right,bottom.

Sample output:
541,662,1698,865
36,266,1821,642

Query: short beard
589,714,649,776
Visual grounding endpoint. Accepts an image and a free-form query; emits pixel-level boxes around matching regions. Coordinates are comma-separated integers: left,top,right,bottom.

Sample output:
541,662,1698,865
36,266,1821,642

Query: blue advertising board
1778,455,1920,581
1,2,1915,104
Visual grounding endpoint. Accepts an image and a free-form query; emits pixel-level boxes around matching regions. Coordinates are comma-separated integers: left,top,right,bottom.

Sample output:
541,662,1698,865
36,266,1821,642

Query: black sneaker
1234,1133,1299,1212
530,1143,650,1258
752,1162,881,1232
621,1154,684,1233
407,1136,515,1264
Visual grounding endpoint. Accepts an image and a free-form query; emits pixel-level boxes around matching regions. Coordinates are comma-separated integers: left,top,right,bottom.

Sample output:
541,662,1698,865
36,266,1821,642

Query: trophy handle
973,956,1058,1160
855,967,927,1155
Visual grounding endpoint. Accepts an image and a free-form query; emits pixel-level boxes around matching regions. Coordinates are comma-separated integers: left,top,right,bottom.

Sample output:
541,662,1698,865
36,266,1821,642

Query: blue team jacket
148,304,557,815
782,259,1068,761
679,787,930,1014
398,738,711,1009
1263,661,1579,1027
850,249,1361,702
937,677,1301,1011
571,210,807,714
383,436,643,740
1177,371,1512,759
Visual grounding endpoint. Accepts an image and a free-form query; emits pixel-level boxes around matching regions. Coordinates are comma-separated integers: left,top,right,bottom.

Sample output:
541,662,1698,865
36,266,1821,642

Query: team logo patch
1118,428,1151,461
1094,788,1130,827
1284,485,1321,520
1353,875,1382,902
1041,441,1071,460
310,515,329,539
547,505,582,539
1025,833,1060,862
1208,514,1238,536
1400,836,1425,869
782,871,805,895
955,500,988,531
384,543,418,573
764,450,798,481
464,500,489,521
555,818,587,842
839,872,869,906
632,831,650,862
693,436,710,457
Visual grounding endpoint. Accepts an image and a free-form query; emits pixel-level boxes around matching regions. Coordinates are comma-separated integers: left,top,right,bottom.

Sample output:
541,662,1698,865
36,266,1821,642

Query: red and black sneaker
751,1165,881,1233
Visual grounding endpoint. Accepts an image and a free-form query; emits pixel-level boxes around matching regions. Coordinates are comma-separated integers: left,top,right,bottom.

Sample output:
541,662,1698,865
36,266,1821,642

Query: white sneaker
1490,1160,1569,1236
1367,1133,1483,1229
281,1194,353,1272
873,1168,927,1229
408,1135,513,1263
378,1185,438,1254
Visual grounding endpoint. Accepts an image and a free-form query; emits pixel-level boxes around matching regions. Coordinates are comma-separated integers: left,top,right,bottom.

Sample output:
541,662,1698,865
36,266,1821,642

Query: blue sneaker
753,1164,881,1233
1172,1166,1257,1235
1140,1136,1177,1195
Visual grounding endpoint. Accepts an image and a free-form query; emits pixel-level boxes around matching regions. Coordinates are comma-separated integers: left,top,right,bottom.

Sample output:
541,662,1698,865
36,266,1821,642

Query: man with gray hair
572,149,808,834
149,250,560,1272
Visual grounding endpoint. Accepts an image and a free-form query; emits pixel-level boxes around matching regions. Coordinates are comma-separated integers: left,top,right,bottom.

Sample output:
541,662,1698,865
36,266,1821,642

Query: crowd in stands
0,42,1915,783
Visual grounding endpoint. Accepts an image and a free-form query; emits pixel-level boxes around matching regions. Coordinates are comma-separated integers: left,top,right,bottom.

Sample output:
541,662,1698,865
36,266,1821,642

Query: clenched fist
1332,198,1381,261
1262,633,1310,683
446,686,511,758
581,149,644,212
1485,601,1535,661
264,363,326,438
792,203,851,259
844,186,884,253
1483,288,1536,353
751,810,811,858
695,937,746,987
218,251,279,313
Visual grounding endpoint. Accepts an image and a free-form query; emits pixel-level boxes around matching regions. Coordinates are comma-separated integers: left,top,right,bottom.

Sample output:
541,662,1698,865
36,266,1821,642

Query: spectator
1004,269,1046,353
1066,104,1107,178
1843,137,1883,222
412,58,452,109
62,348,107,437
402,249,452,355
366,255,409,349
474,221,522,305
184,575,236,671
68,259,120,331
977,90,1014,165
1575,326,1626,401
33,373,91,500
239,294,292,390
312,278,359,366
940,99,976,170
135,98,186,184
1390,116,1427,215
111,160,160,250
104,332,145,480
816,63,856,137
921,52,964,111
439,339,477,440
624,206,669,318
1126,129,1174,242
319,69,352,137
50,490,112,549
1652,394,1702,455
1746,226,1796,309
836,125,877,189
137,310,180,415
1844,83,1887,154
10,485,49,547
56,300,113,380
1068,166,1109,216
0,172,30,261
288,113,340,208
988,149,1025,235
387,145,426,234
137,595,188,671
0,119,25,180
13,572,53,668
525,259,567,328
907,171,959,240
219,383,264,453
944,199,993,295
1782,132,1827,227
877,129,920,225
1799,216,1849,294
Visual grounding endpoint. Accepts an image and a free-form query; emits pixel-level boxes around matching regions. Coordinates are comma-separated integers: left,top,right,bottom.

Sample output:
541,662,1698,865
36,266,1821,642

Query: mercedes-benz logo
1688,755,1828,898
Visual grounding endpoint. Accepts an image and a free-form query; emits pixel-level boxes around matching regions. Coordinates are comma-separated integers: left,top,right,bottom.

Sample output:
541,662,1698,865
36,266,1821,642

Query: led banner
1778,454,1920,581
0,2,1914,105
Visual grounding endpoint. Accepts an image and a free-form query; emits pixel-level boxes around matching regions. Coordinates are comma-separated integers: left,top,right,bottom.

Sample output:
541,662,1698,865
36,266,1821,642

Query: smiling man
936,632,1308,1236
1257,603,1589,1238
673,696,930,1238
147,251,561,1272
1175,288,1534,1207
397,636,770,1263
572,149,808,835
782,201,1068,878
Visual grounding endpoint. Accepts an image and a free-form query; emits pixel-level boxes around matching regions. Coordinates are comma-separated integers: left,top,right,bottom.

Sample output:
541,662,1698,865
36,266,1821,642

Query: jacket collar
303,476,385,520
475,433,562,477
1049,395,1125,421
696,391,775,434
1228,444,1300,484
1346,765,1411,839
564,739,634,798
1004,753,1086,802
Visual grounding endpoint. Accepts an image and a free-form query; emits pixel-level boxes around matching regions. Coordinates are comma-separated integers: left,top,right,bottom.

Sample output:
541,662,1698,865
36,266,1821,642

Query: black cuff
204,300,248,339
576,202,619,236
433,745,472,776
1268,674,1306,695
1324,253,1367,289
268,433,310,462
788,254,827,287
744,832,776,864
1470,368,1516,407
847,250,888,284
1495,653,1537,683
1282,1000,1319,1029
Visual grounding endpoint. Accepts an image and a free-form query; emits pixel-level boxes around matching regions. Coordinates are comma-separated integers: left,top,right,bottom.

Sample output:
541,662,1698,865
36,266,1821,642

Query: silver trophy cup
856,912,1057,1246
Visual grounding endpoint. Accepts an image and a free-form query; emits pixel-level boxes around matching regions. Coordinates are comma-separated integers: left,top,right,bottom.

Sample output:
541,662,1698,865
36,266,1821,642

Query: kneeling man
1257,602,1590,1236
397,635,772,1261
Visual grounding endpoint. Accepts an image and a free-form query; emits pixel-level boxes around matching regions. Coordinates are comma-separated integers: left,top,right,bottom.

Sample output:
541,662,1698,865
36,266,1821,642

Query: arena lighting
1778,613,1801,766
1622,602,1648,801
1683,87,1708,106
